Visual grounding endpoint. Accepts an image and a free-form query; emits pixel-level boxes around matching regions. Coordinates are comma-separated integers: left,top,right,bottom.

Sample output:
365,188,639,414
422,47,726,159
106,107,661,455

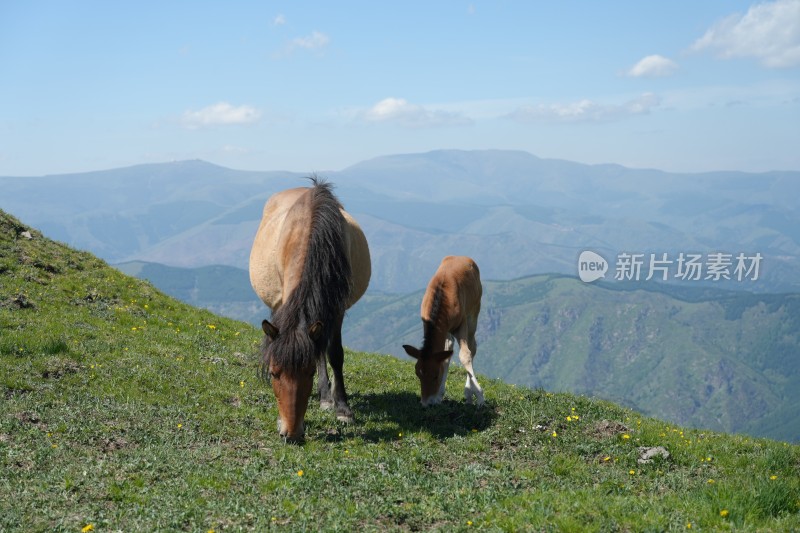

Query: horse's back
249,187,302,309
249,186,370,311
423,255,481,326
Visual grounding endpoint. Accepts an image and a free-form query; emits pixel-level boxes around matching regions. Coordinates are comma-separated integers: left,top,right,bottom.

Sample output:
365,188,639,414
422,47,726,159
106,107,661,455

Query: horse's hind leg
457,322,484,406
328,324,354,423
317,356,334,410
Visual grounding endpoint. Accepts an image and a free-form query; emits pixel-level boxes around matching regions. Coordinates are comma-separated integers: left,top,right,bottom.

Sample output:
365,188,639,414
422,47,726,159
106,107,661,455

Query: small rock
638,446,670,464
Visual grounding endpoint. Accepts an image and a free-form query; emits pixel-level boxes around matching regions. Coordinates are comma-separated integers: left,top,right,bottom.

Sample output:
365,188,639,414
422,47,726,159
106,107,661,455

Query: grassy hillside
1,209,799,531
347,275,800,444
114,260,800,443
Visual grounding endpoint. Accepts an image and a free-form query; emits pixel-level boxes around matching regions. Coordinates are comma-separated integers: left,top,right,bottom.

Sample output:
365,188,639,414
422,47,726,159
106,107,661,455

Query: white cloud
627,55,678,78
507,93,661,123
273,14,286,26
360,97,472,128
222,145,251,155
181,102,262,129
691,0,800,68
289,31,330,52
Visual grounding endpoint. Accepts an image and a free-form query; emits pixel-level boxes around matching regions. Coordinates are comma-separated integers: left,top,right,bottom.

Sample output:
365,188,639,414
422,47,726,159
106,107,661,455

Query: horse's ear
262,319,279,340
403,345,421,359
308,321,324,341
434,350,453,363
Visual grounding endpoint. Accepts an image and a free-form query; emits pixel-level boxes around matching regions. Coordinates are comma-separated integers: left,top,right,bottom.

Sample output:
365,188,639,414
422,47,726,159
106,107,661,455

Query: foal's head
260,319,324,443
402,344,453,407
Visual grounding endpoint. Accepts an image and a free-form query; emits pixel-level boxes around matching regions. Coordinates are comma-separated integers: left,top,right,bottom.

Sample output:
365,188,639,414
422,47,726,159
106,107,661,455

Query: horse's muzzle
278,417,305,444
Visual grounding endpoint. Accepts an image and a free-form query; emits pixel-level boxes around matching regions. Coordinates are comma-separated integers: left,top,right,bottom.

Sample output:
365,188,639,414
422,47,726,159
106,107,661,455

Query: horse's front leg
457,323,484,406
327,324,354,423
317,355,334,410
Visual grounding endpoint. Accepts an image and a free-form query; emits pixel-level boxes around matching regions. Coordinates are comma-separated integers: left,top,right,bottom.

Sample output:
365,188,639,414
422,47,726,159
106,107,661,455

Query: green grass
1,209,799,532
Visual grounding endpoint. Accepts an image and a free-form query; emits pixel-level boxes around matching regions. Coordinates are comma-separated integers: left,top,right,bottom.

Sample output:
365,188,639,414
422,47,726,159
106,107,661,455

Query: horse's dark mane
420,284,445,358
263,177,352,376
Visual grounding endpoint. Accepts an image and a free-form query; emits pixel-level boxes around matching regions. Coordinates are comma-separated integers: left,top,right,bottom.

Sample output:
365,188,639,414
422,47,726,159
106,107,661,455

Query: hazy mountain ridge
2,150,798,293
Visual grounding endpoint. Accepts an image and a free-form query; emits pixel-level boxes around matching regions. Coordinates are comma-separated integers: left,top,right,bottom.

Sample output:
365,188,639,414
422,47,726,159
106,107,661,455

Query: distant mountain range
3,150,799,293
114,260,800,443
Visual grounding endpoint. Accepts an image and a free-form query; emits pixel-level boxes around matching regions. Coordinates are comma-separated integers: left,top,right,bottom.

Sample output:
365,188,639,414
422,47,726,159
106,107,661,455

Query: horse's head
402,344,453,407
261,319,324,443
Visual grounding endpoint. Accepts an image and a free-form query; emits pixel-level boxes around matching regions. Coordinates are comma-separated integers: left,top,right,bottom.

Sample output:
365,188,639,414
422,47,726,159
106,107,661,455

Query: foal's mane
263,177,352,375
420,284,446,358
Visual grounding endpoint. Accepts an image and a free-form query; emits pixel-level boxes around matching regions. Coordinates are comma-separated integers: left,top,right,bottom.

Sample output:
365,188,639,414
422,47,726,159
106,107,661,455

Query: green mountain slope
3,210,799,531
114,260,265,323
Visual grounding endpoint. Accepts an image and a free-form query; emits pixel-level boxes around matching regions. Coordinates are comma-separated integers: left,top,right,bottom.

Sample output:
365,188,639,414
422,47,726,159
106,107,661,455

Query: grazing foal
403,255,484,406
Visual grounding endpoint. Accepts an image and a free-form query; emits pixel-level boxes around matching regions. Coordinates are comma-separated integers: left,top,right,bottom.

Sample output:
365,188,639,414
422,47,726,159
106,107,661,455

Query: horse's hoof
320,400,334,410
336,414,354,424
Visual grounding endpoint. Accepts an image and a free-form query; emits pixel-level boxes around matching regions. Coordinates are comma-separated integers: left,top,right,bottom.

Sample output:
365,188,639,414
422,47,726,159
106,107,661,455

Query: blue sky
1,1,799,176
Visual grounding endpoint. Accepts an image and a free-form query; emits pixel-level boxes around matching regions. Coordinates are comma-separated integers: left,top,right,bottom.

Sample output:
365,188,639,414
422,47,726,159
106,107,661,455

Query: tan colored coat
404,255,485,406
249,186,370,312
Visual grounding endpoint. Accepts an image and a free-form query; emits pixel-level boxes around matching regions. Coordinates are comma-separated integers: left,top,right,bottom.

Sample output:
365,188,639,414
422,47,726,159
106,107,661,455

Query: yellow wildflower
82,525,94,533
770,475,778,480
297,470,304,477
720,509,729,517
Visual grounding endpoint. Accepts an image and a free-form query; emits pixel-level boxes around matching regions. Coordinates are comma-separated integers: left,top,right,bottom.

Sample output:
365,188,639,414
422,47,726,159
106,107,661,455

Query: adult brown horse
249,178,370,442
403,255,484,407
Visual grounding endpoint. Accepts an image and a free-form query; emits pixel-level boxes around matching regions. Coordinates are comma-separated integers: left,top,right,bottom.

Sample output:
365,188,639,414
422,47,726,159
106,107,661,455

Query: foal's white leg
434,336,454,403
458,333,484,406
437,358,452,403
